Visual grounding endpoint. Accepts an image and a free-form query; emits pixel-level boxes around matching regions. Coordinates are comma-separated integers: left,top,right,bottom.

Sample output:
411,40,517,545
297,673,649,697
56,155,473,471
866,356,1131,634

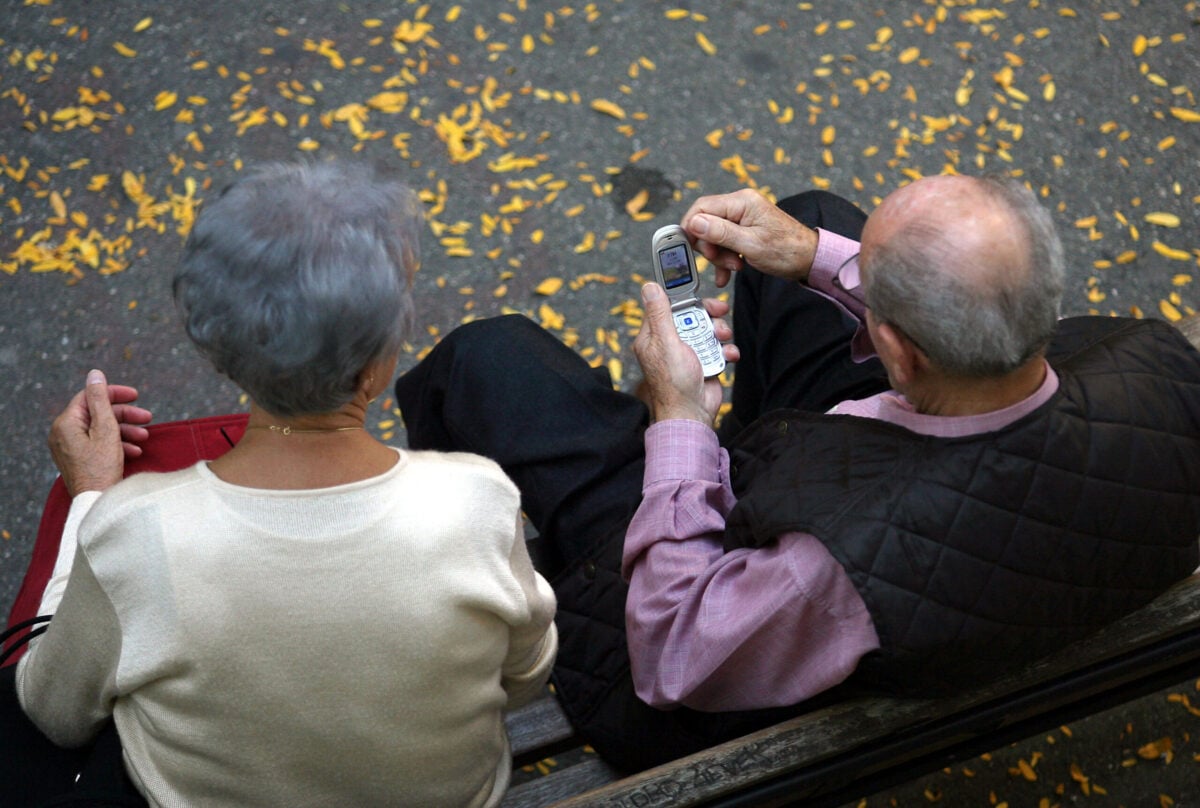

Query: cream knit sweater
17,448,557,808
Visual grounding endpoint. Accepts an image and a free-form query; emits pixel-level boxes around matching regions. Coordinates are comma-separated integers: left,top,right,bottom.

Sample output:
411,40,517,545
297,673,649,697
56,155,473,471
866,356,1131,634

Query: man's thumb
641,283,673,329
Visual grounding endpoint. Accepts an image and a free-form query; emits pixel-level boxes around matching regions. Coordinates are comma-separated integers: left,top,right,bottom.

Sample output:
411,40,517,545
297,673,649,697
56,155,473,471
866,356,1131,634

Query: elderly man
395,176,1200,772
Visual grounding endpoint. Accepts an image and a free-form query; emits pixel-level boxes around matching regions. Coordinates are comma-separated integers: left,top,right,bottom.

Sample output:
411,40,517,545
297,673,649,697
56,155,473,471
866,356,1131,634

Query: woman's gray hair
174,161,422,416
862,175,1065,377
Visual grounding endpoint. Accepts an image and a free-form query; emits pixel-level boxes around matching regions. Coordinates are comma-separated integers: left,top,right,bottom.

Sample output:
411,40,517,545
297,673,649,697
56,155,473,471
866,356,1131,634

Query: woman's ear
357,353,401,401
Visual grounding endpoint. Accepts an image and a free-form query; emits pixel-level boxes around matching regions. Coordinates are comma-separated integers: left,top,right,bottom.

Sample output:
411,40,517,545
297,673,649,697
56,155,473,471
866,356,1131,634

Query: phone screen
658,244,694,289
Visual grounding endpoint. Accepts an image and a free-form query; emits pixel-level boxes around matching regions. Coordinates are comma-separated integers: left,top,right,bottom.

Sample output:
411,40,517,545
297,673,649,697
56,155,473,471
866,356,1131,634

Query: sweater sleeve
37,490,102,616
16,544,122,748
500,512,558,710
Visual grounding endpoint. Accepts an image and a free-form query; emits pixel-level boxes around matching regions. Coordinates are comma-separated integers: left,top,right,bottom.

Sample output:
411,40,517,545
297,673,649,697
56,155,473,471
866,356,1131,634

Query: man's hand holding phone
634,283,738,426
650,225,727,378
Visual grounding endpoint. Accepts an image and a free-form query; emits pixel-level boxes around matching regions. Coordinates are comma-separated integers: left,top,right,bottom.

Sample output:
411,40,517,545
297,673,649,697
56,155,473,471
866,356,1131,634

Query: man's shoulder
1050,315,1195,364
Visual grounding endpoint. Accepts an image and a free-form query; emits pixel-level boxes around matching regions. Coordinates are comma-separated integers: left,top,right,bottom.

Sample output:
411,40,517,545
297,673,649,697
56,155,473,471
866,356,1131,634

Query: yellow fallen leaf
1152,241,1192,261
366,91,408,113
394,19,434,45
1161,300,1183,321
590,98,626,120
1138,736,1175,759
574,232,596,253
538,302,564,330
1170,107,1200,123
121,170,145,200
625,189,649,216
134,17,153,32
535,277,564,295
113,42,137,58
1144,212,1181,228
696,32,717,56
49,191,66,219
153,90,177,111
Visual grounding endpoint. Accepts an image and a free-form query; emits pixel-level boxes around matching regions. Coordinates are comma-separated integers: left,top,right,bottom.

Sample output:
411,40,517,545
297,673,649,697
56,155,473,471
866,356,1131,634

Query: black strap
0,615,52,667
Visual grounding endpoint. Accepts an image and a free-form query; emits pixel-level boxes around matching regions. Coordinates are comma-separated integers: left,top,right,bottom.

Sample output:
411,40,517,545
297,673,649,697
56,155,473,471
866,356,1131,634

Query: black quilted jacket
724,316,1200,693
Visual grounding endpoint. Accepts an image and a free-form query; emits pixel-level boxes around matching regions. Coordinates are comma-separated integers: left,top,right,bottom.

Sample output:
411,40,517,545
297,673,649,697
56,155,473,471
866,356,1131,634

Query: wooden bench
501,572,1200,807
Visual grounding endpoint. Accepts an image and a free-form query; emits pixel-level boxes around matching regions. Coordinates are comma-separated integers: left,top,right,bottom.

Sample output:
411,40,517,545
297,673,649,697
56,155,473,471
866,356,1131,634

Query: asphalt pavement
2,1,1198,803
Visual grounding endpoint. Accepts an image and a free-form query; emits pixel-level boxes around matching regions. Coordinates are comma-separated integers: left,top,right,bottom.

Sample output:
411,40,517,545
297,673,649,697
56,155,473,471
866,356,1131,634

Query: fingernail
690,215,708,236
642,282,663,301
87,369,105,385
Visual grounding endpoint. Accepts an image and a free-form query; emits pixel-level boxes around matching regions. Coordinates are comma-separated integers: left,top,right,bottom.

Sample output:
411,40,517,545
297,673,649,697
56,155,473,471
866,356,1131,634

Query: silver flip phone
650,224,726,378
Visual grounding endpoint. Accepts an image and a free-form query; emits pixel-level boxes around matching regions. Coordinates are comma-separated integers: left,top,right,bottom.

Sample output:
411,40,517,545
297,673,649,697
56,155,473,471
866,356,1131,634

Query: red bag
3,414,248,665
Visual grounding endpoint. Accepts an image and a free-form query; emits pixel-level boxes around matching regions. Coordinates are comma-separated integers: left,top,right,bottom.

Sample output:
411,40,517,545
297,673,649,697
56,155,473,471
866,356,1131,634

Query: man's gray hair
174,161,422,416
862,176,1065,377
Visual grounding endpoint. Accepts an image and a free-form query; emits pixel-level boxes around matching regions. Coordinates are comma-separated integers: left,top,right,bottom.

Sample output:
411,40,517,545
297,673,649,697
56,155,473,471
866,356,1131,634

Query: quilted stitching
725,317,1200,692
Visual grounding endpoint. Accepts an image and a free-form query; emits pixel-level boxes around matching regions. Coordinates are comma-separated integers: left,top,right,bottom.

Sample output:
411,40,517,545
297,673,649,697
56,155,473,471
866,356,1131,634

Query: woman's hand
49,370,153,497
633,284,739,426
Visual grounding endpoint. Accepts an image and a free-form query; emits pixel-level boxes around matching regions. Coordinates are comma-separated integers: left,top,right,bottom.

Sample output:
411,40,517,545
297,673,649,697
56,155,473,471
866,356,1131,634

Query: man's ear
873,320,927,389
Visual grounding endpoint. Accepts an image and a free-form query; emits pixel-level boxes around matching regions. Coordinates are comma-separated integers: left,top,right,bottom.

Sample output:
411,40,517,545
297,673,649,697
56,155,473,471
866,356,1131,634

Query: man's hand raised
633,284,738,426
681,189,819,288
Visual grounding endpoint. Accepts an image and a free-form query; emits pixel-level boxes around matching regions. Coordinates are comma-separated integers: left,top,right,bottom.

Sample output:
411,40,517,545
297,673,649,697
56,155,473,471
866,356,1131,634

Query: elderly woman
8,161,557,807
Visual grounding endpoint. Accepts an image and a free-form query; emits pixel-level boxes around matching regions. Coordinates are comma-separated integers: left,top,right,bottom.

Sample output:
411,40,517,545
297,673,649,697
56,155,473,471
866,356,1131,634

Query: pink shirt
623,230,1060,711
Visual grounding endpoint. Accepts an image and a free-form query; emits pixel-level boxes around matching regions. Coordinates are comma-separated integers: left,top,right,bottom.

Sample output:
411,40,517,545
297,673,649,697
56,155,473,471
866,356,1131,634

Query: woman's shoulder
398,449,519,495
84,464,208,529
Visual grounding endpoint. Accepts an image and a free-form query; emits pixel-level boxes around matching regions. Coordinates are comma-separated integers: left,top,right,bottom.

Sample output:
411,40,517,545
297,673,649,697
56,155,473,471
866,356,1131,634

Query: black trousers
395,191,887,771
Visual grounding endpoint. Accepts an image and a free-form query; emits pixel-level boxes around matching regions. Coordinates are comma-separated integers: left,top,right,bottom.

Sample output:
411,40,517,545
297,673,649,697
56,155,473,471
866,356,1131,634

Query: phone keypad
673,307,725,377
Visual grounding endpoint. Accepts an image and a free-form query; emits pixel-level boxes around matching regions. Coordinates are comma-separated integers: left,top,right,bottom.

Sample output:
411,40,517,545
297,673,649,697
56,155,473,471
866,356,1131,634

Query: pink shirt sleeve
622,420,880,712
807,228,877,361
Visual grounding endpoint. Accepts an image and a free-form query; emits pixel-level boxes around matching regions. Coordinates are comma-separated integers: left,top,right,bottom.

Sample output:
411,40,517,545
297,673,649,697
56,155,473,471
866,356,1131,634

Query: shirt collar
877,361,1060,437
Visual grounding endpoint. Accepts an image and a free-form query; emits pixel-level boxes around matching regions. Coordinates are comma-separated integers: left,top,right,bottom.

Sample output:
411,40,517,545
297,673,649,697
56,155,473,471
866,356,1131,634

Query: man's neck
905,357,1048,417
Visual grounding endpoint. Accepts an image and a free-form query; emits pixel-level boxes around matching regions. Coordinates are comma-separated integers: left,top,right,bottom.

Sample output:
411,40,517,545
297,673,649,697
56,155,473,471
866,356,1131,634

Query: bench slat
502,757,622,807
507,694,577,764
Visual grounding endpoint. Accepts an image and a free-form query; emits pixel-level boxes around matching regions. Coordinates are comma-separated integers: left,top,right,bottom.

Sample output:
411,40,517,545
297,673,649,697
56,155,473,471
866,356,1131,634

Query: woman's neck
208,403,398,489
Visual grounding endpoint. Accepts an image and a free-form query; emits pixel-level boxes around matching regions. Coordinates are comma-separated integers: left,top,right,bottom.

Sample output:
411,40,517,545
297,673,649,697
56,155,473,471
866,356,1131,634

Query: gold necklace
246,425,364,436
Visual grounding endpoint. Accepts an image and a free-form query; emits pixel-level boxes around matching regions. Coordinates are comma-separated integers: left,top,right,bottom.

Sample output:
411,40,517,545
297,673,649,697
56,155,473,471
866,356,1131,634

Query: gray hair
861,176,1064,377
174,161,422,416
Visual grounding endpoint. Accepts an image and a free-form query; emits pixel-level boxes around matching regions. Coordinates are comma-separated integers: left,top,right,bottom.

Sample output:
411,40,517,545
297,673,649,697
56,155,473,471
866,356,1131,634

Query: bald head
865,176,1028,287
859,175,1065,377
